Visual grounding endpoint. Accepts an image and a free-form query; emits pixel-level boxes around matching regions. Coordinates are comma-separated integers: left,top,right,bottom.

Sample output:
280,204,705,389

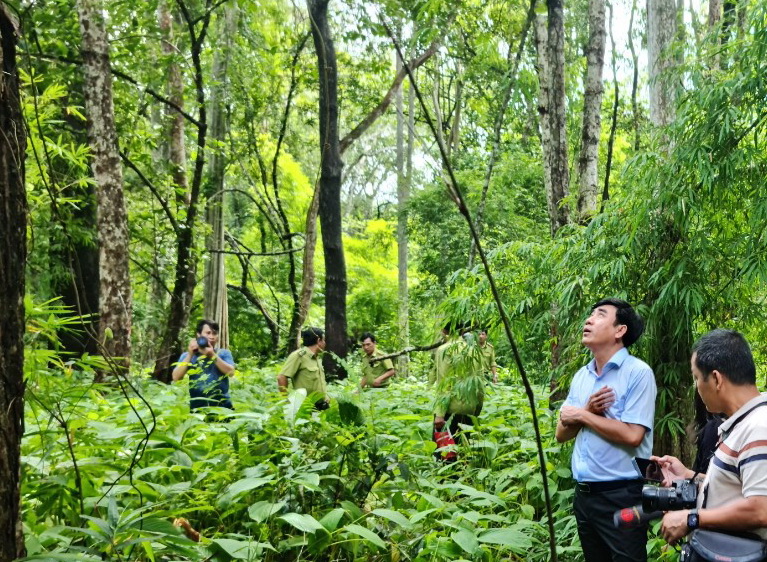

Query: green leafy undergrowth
21,359,588,561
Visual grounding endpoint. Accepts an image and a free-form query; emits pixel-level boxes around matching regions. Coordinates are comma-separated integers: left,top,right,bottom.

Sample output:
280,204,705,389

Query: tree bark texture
0,7,27,558
77,0,133,372
647,0,678,127
546,0,570,233
576,0,606,222
158,0,189,208
203,2,238,349
534,14,555,236
307,0,347,376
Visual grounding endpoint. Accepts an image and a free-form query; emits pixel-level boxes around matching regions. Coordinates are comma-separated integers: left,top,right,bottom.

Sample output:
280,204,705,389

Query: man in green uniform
359,332,396,389
277,327,329,409
429,326,451,385
478,329,498,383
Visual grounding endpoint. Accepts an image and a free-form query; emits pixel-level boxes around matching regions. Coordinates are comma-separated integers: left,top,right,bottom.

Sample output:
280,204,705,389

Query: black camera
196,336,210,349
642,479,698,512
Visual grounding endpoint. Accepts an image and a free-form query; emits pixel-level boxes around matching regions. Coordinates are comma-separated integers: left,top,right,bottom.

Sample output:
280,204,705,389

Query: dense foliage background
7,0,767,558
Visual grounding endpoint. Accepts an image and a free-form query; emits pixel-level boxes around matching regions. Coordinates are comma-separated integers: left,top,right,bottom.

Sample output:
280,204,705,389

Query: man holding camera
653,329,767,545
277,327,330,409
172,319,235,411
556,298,657,561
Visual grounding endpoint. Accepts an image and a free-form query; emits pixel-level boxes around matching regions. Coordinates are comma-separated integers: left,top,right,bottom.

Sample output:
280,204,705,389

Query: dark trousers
447,413,474,439
574,481,648,562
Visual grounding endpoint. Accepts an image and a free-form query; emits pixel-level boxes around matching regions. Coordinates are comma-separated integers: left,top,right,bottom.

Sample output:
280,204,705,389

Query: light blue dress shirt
562,348,657,482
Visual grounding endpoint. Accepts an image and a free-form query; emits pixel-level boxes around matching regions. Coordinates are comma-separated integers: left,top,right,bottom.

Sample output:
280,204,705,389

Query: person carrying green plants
433,324,485,441
478,329,498,383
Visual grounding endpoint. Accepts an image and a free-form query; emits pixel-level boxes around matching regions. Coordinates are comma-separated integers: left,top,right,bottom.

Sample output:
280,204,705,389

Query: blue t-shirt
177,349,235,410
562,348,656,482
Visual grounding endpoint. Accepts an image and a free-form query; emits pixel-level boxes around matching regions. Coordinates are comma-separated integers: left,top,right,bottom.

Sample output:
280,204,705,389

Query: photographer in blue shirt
556,298,657,561
172,319,235,411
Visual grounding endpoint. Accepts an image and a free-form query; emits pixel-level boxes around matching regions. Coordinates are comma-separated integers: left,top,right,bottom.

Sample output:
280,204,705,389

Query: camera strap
702,400,767,508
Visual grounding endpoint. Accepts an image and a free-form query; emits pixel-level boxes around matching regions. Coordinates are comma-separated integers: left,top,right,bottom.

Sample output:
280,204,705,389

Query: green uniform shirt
480,342,496,374
279,347,327,399
361,349,395,387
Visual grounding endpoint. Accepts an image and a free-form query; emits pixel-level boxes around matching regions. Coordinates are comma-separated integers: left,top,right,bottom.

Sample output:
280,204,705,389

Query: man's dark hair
302,327,324,347
591,298,645,347
692,329,756,385
196,319,219,334
360,332,376,343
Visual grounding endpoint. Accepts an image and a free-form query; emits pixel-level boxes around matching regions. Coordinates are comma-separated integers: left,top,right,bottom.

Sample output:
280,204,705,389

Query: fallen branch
368,339,445,364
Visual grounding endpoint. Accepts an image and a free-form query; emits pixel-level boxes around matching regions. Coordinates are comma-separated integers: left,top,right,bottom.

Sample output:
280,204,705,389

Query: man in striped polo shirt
654,329,767,544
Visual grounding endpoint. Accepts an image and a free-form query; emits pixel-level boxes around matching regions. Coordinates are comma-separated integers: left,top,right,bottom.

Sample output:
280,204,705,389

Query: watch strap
687,508,699,530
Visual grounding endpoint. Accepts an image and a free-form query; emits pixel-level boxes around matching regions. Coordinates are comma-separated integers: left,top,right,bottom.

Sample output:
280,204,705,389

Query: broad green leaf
217,476,274,507
477,528,533,552
248,500,286,523
279,512,326,534
210,538,275,558
452,528,480,555
371,508,412,529
319,508,346,531
283,389,308,423
343,523,386,549
293,472,321,490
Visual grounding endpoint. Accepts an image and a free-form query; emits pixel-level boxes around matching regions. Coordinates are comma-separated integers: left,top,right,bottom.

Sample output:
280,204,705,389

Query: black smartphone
633,457,662,482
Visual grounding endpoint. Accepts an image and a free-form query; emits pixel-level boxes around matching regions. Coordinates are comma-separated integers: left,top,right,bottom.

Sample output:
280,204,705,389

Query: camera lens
641,485,660,512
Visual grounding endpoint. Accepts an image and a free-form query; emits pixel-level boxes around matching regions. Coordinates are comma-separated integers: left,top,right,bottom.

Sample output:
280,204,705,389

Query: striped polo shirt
700,392,767,539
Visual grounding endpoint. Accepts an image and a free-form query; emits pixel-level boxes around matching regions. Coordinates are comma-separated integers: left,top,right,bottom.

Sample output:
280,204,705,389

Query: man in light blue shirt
557,298,656,562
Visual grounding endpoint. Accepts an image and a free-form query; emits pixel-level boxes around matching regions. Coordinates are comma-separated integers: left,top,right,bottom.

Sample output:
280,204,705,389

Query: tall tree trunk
648,0,678,128
576,0,606,222
396,51,410,376
535,14,556,235
601,0,619,212
158,0,189,209
0,7,26,558
547,0,570,233
77,0,132,374
307,0,347,376
153,1,211,381
204,2,238,349
647,0,694,461
628,0,641,150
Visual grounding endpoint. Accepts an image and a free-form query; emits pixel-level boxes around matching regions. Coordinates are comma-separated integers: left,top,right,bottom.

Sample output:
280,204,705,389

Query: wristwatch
687,508,699,530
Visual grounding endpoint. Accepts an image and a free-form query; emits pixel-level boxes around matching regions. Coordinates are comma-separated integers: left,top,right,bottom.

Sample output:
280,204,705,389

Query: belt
576,479,642,494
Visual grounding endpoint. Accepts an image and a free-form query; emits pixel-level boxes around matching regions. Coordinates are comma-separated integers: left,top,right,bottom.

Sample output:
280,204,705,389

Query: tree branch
29,53,202,127
368,339,445,364
339,40,441,155
120,151,179,234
